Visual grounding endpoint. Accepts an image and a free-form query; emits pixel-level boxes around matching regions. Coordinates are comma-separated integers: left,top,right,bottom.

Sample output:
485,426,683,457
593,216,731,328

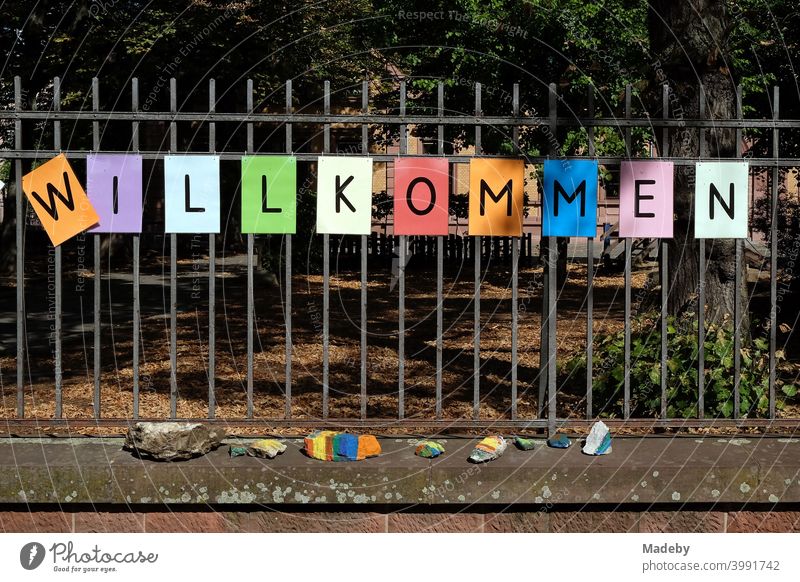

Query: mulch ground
1,248,798,436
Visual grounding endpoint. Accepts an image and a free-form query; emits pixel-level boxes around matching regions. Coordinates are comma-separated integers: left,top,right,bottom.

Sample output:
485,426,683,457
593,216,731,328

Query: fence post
132,78,141,419
286,78,294,420
398,80,406,419
473,82,482,420
769,85,780,418
92,77,102,419
208,77,216,418
623,84,632,419
14,75,24,419
53,76,63,420
360,78,368,420
246,78,254,419
322,79,330,419
169,77,178,419
586,83,595,419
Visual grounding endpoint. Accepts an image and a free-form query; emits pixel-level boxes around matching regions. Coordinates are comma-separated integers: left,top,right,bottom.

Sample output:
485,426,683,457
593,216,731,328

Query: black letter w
30,172,75,220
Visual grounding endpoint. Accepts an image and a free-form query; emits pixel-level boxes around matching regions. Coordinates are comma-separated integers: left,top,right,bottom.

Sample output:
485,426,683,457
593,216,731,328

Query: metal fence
1,75,798,435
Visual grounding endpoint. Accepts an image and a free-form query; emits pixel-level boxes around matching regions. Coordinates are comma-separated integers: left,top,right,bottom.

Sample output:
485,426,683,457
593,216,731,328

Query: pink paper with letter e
619,161,673,238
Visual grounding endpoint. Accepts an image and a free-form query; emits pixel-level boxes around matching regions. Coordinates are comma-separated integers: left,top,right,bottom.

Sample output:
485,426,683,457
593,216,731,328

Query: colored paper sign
164,155,220,233
87,154,143,233
619,161,673,238
393,158,449,235
241,156,297,234
694,162,749,239
468,158,524,236
542,159,598,237
22,154,99,246
316,157,373,235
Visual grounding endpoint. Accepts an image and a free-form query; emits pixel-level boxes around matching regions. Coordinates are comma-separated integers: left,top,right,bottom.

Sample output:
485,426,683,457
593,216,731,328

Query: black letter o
406,177,436,216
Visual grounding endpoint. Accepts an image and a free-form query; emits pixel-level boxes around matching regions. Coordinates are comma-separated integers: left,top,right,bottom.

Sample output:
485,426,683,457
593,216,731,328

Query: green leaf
720,400,734,418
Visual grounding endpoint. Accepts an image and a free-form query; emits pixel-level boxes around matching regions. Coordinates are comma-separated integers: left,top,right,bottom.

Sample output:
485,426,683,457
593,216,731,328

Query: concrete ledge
1,436,800,507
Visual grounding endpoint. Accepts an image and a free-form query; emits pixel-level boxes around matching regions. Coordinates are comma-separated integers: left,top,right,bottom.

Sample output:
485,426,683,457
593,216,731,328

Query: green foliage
565,312,794,418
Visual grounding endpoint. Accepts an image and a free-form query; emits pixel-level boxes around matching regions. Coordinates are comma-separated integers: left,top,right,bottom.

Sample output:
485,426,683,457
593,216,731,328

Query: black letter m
479,179,513,216
554,179,586,217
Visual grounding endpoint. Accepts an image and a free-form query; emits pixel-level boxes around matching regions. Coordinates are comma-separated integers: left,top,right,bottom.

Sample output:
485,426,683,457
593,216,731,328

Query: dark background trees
2,0,799,322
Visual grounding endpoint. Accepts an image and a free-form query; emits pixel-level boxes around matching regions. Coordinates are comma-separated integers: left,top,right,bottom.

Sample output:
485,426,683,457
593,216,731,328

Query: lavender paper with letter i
87,153,143,233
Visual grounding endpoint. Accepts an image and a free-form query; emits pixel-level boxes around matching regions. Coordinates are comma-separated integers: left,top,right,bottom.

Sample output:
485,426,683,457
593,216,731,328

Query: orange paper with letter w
22,154,99,246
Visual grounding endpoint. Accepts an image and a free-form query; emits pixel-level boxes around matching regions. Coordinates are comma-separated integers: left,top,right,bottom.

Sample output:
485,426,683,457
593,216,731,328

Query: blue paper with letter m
542,159,598,237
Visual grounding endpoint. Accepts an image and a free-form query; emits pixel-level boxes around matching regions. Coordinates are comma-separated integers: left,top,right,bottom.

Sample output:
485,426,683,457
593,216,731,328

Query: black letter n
709,183,734,220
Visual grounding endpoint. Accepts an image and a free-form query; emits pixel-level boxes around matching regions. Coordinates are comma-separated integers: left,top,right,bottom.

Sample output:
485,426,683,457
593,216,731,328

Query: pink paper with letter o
393,158,449,235
619,161,673,238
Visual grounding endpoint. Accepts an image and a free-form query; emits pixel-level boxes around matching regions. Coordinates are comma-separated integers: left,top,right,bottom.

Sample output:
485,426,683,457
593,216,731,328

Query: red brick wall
2,508,799,533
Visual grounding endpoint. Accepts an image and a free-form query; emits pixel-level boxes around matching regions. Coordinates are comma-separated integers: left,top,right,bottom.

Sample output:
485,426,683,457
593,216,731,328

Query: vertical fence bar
623,84,632,419
661,244,669,418
698,84,706,418
208,78,216,418
169,78,178,419
769,86,779,418
286,79,294,419
473,236,480,420
322,80,330,419
624,240,632,419
624,84,632,156
547,229,558,436
92,77,102,418
53,76,63,419
245,79,254,419
132,78,140,418
661,84,669,419
511,82,520,420
586,83,595,418
359,79,368,420
14,76,24,418
733,84,743,418
473,83,481,420
540,85,558,418
542,83,558,429
436,81,444,419
398,80,406,419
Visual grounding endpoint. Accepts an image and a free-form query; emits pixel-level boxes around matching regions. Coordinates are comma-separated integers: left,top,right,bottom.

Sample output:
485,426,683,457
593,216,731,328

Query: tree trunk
649,1,749,331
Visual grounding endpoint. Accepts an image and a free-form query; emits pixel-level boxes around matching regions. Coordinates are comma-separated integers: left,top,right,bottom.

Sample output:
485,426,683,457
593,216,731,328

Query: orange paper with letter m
22,154,99,246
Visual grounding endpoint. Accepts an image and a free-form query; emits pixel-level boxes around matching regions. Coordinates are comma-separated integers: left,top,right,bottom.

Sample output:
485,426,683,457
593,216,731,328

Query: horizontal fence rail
0,76,796,435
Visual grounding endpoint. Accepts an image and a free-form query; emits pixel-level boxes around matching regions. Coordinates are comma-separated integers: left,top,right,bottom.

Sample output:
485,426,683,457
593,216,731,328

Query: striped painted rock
468,435,507,463
304,431,381,461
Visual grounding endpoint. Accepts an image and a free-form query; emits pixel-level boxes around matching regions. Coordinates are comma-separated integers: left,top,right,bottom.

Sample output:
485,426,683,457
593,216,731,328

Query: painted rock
247,439,287,459
547,434,571,449
415,440,445,458
582,421,612,455
514,436,538,451
468,435,507,463
304,431,381,461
